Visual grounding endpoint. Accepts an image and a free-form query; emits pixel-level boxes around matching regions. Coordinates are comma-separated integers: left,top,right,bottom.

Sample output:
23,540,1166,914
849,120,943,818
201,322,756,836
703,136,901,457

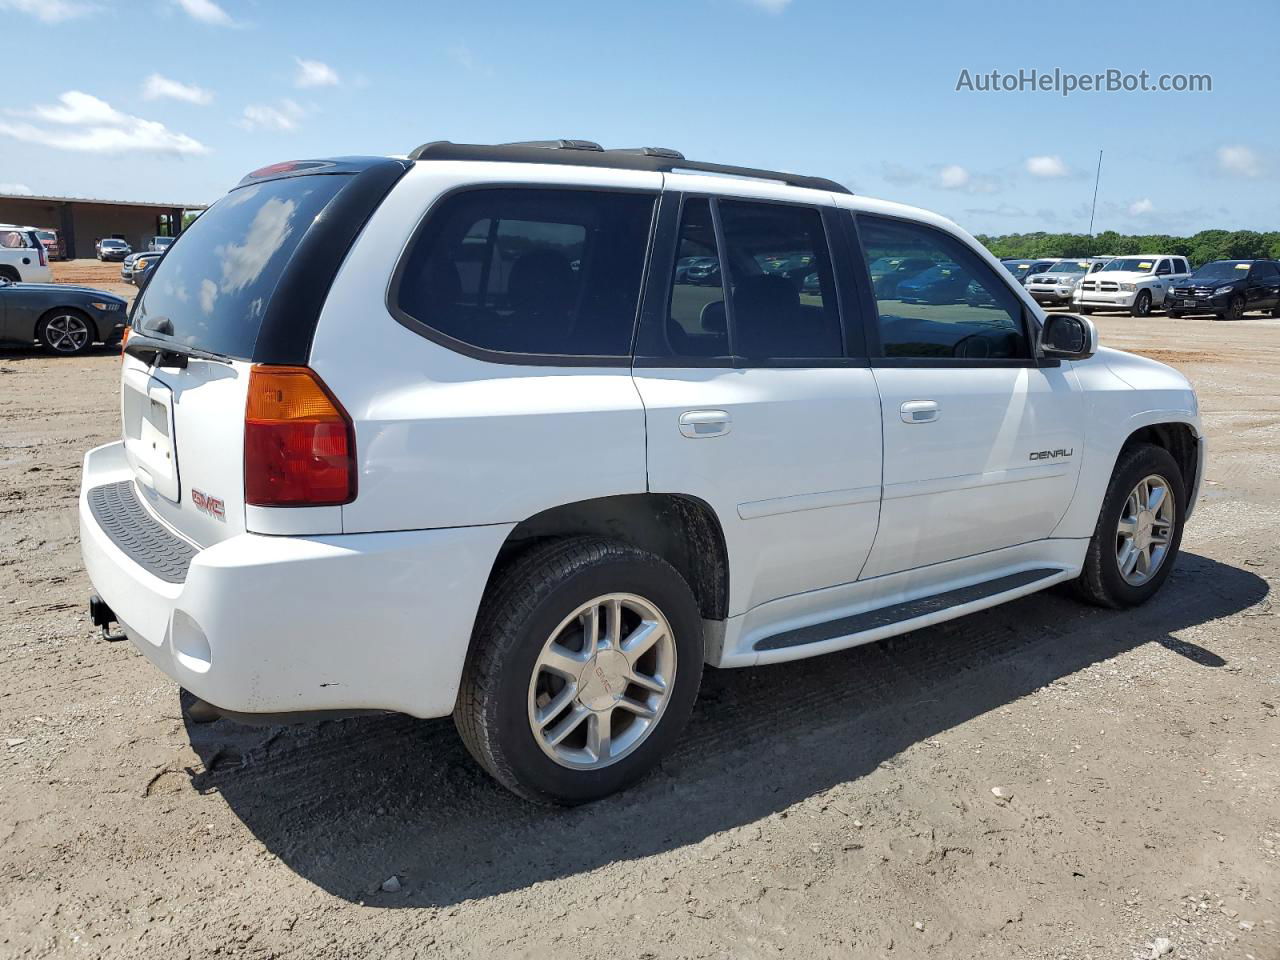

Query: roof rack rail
406,140,852,194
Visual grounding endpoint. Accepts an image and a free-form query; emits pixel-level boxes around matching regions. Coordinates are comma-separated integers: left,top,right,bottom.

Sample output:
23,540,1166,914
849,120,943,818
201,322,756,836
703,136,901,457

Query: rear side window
857,215,1028,361
394,188,655,359
1,230,32,248
133,174,348,359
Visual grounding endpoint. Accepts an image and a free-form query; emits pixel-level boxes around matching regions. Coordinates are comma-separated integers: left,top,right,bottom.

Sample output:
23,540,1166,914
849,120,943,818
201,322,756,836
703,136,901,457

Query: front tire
1077,305,1092,315
1075,443,1186,609
455,537,704,804
37,310,95,356
1219,294,1245,321
1130,290,1152,317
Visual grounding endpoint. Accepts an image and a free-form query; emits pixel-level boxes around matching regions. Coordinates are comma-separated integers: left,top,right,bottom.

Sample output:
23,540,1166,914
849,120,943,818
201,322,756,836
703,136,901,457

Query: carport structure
0,192,208,260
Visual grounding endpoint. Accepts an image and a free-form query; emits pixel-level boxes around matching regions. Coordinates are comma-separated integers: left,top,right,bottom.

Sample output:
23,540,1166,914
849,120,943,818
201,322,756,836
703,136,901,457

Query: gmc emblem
1029,448,1073,461
191,488,226,522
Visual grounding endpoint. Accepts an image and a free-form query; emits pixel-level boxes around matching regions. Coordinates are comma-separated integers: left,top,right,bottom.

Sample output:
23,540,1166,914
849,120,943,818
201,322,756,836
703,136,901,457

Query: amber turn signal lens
244,365,355,507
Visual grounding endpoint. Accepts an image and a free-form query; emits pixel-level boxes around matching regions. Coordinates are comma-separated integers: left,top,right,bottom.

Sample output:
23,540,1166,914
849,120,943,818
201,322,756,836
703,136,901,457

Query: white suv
0,224,53,282
1073,255,1190,316
79,142,1204,803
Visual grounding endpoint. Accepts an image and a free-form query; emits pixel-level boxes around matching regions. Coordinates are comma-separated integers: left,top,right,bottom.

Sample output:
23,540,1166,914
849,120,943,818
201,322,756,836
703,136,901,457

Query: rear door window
717,200,843,361
133,174,349,359
393,188,656,360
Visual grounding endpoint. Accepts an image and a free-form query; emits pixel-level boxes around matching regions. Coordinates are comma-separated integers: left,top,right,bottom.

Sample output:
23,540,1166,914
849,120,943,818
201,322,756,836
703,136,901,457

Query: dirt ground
1,311,1277,960
48,259,136,304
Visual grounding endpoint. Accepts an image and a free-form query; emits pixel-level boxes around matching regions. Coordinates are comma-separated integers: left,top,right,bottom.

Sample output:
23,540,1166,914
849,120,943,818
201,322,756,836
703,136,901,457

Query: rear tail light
120,325,131,357
244,365,355,507
37,244,47,267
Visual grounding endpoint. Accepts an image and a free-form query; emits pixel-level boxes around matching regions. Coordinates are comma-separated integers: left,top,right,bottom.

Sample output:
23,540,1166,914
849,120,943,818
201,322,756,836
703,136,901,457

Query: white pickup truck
1073,255,1190,317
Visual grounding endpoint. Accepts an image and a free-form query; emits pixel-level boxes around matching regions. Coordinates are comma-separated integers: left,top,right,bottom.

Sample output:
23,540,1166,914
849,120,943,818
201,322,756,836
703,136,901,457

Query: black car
1167,260,1280,320
0,277,128,355
1001,258,1058,286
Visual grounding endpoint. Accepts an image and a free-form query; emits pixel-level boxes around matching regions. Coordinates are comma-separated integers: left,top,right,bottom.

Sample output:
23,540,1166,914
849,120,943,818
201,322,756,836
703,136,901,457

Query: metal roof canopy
408,140,852,195
0,193,208,210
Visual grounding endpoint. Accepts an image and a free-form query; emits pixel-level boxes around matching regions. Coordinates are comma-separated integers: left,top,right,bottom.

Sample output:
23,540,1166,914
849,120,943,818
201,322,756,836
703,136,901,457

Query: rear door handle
901,400,939,424
679,409,731,438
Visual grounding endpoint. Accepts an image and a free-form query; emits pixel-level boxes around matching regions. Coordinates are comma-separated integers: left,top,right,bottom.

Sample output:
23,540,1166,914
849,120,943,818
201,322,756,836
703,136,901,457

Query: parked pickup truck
1073,255,1190,317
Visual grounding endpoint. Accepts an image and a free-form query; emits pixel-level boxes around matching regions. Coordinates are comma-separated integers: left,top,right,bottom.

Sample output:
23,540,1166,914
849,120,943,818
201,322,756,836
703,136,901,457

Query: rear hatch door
121,158,408,545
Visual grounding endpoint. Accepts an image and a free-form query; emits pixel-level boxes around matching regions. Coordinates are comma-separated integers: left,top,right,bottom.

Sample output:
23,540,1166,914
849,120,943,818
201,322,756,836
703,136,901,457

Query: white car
1074,255,1191,316
0,224,53,283
1025,258,1110,307
79,143,1205,803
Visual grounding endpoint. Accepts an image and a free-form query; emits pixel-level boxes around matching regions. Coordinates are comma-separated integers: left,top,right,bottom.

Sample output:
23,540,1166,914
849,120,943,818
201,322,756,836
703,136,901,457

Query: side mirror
1041,313,1097,361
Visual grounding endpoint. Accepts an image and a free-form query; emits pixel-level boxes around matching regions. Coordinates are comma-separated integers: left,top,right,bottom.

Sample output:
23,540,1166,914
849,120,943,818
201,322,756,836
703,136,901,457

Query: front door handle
679,409,731,438
901,400,939,424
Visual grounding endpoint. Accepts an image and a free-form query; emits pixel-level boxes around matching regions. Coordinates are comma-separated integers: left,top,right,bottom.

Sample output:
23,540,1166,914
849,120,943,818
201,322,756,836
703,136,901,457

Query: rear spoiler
235,156,410,188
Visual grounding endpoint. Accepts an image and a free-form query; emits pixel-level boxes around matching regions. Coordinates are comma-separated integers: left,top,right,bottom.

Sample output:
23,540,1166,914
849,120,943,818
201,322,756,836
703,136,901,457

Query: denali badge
1029,448,1073,461
191,488,226,521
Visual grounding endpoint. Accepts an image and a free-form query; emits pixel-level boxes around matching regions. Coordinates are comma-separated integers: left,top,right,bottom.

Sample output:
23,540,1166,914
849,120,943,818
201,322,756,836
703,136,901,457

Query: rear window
393,187,656,359
132,174,348,359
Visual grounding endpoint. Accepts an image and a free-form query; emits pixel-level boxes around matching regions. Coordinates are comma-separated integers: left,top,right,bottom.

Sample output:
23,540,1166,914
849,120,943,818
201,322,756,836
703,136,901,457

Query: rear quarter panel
309,161,662,533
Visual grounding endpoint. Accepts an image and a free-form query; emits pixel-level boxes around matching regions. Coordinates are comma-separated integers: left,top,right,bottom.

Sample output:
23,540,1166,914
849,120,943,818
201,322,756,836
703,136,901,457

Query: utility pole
1086,150,1103,256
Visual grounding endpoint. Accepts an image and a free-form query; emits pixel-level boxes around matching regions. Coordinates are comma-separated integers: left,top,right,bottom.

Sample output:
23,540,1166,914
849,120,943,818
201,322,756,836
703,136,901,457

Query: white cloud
1217,144,1262,178
742,0,792,10
1025,155,1069,178
0,91,208,155
0,0,96,22
1128,198,1154,216
293,57,340,89
172,0,233,26
199,278,218,315
938,164,970,189
142,74,213,105
238,99,306,132
0,183,35,195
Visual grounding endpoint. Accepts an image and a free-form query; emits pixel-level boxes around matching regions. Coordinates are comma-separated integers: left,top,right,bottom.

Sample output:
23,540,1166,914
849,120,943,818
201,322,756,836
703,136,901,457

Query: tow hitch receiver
89,594,126,642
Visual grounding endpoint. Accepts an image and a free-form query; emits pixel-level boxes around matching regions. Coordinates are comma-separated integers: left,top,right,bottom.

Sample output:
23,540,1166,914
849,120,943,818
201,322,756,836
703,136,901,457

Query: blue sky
1,0,1275,237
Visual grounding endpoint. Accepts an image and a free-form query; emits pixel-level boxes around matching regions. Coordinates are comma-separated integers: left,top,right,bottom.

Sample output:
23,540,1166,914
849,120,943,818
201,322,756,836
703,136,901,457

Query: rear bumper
79,441,513,719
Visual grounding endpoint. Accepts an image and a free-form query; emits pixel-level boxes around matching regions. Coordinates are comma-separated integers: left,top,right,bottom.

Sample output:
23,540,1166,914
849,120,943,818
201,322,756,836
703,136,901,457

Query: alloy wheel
1115,474,1176,586
44,314,90,353
527,593,676,770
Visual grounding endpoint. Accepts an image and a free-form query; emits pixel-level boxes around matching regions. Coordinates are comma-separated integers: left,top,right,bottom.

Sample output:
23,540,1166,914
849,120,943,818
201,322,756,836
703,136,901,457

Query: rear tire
0,266,18,282
1129,290,1152,317
1075,443,1186,609
455,537,704,804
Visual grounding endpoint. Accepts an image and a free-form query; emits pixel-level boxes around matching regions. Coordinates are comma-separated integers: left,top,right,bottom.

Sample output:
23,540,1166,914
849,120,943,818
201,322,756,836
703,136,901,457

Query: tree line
975,229,1280,266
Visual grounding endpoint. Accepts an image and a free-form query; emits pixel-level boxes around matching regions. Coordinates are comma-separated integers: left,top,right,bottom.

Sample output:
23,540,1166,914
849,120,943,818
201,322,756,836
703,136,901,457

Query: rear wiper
124,333,233,368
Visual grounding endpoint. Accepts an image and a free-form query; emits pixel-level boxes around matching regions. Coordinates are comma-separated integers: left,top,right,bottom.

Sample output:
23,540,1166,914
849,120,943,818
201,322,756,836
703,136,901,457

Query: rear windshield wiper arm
125,333,233,368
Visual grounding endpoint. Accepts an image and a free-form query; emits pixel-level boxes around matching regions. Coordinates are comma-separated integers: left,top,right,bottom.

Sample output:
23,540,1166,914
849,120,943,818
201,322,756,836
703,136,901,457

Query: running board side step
754,568,1062,652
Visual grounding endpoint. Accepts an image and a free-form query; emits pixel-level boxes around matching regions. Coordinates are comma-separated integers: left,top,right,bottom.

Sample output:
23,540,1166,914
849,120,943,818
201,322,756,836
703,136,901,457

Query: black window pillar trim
707,196,739,364
254,159,412,365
